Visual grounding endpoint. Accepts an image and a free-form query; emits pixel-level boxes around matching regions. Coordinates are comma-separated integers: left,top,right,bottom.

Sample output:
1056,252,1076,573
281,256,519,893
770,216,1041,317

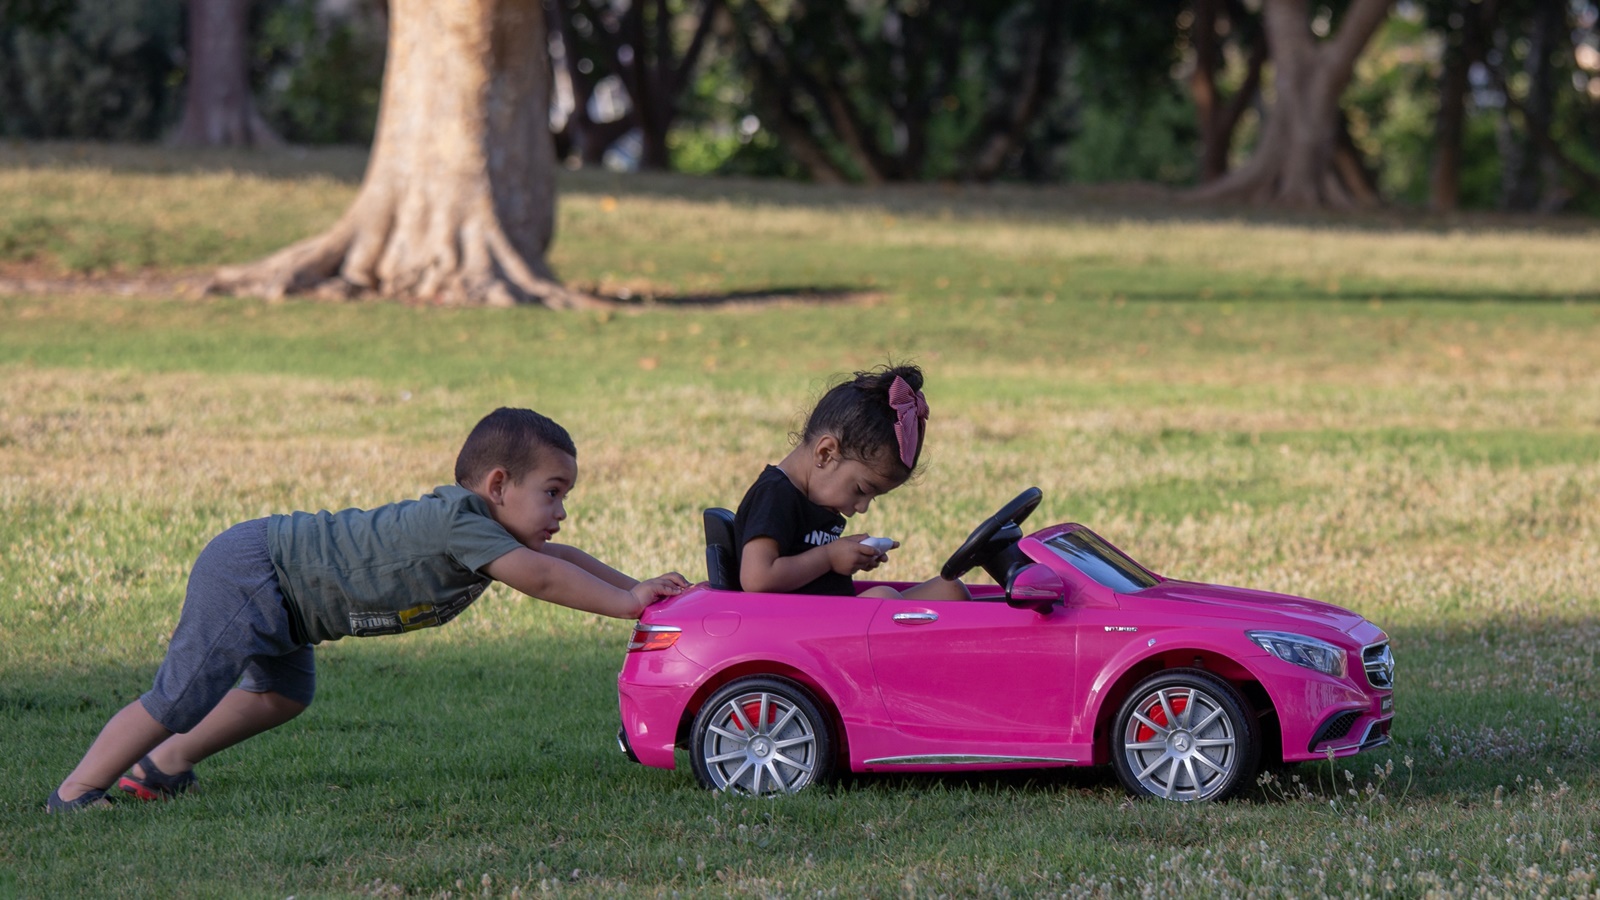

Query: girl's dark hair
455,407,577,487
801,364,926,478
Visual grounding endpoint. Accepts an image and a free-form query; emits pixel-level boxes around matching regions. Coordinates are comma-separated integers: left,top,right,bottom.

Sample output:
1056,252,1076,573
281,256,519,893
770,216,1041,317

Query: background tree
213,0,587,307
254,0,388,145
1184,0,1267,182
171,0,282,146
722,0,1074,184
549,0,719,170
1425,0,1499,210
1193,0,1393,207
1489,0,1600,209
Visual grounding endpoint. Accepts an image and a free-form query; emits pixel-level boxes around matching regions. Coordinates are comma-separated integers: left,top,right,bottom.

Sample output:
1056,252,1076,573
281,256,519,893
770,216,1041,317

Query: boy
49,407,686,811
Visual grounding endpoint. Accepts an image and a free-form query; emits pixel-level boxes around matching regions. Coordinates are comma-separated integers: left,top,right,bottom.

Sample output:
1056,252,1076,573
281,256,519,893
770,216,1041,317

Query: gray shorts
140,518,315,733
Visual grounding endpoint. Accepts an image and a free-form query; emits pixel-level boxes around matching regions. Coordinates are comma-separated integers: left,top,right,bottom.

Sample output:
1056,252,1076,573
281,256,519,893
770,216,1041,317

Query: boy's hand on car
829,535,889,574
630,572,689,614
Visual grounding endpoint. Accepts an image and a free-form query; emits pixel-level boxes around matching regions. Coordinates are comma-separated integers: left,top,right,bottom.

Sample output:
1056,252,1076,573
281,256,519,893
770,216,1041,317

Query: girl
733,364,969,600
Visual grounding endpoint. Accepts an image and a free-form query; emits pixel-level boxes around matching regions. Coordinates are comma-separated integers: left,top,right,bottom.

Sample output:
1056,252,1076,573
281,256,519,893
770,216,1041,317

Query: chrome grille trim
1363,641,1394,690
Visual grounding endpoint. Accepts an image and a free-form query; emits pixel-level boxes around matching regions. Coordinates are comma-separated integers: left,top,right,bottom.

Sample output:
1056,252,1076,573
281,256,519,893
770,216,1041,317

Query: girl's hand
828,535,887,575
628,572,690,615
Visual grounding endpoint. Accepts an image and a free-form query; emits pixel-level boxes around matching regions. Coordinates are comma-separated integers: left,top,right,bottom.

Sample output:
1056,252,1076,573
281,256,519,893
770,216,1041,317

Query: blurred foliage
0,0,73,30
1061,87,1198,185
253,0,385,145
1052,1,1194,184
0,0,384,145
1348,7,1446,206
0,0,181,140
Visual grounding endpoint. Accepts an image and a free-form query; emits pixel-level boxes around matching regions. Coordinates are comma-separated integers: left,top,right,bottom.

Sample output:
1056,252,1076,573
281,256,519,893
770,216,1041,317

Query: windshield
1043,530,1159,592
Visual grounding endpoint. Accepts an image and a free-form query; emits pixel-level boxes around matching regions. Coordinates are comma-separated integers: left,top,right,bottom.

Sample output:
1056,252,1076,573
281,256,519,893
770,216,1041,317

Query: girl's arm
484,547,685,618
540,542,637,590
739,535,883,593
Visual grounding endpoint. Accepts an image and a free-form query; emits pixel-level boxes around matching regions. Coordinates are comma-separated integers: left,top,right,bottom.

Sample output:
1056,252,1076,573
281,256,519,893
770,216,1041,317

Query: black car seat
703,508,740,590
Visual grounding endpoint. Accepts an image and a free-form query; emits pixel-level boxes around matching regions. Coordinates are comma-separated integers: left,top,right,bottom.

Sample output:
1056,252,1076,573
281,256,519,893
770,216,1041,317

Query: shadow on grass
1115,286,1600,305
593,284,876,307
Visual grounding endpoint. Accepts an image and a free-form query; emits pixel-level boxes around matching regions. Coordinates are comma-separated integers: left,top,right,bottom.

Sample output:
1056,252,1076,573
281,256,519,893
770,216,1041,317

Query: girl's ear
812,434,840,468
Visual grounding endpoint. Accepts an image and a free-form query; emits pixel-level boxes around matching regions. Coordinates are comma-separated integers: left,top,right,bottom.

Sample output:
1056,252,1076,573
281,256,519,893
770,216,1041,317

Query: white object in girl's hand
860,537,896,553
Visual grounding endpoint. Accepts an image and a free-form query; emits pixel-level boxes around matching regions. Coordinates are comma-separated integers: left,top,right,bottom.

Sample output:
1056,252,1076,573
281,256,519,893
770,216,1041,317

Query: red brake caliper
1134,694,1188,742
733,700,773,732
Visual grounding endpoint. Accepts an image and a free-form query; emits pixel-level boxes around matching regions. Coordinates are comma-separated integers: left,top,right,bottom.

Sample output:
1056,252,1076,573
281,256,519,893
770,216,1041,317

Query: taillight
627,623,681,652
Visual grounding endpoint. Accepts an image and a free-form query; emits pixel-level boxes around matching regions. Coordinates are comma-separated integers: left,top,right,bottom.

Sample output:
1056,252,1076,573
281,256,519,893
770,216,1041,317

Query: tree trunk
1428,1,1472,211
1500,0,1561,210
1189,0,1267,183
170,0,282,147
1190,0,1392,207
212,0,593,308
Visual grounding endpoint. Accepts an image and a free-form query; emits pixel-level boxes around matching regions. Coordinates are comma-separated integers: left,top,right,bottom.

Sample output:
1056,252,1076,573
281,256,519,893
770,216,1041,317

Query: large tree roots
209,209,601,310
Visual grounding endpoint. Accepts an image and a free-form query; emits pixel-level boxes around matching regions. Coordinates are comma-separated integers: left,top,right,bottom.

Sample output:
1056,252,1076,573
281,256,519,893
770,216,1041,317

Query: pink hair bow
889,376,929,469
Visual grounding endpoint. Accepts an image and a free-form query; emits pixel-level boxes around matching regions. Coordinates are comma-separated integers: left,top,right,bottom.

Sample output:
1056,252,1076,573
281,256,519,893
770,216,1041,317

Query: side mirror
1006,563,1068,613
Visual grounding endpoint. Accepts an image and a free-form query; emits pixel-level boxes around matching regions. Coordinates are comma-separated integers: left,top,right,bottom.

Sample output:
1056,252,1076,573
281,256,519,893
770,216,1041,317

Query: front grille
1312,710,1361,748
1363,642,1394,690
1362,719,1392,750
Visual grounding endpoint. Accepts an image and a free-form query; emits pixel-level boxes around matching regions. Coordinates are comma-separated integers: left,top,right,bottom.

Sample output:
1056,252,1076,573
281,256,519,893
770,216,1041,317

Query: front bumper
1247,654,1394,763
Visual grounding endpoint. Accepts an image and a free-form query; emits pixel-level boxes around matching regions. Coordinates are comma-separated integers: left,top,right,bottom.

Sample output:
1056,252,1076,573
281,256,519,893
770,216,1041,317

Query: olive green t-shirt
266,485,524,645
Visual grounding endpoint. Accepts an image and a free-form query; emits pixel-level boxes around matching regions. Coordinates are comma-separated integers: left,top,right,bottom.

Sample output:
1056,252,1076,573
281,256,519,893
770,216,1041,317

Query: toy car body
616,491,1394,802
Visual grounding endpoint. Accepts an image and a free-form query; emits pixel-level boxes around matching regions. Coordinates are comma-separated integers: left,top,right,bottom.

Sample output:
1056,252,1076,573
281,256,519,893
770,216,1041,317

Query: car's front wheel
1111,668,1258,802
690,676,834,796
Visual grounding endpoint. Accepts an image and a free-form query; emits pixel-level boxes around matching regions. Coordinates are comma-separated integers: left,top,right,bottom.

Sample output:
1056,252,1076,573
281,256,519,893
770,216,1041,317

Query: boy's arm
540,543,637,590
484,547,684,618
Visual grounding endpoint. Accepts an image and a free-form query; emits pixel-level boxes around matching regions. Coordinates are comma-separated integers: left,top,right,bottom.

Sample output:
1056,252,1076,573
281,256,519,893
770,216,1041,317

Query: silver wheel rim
1121,685,1238,801
699,689,818,796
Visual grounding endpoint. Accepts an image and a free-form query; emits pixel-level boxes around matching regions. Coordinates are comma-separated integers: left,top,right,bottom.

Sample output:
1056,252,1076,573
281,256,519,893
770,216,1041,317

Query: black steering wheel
940,487,1043,582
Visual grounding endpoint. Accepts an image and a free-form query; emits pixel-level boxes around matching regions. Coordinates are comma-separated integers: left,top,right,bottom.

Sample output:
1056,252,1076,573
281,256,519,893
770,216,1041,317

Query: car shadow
832,765,1120,797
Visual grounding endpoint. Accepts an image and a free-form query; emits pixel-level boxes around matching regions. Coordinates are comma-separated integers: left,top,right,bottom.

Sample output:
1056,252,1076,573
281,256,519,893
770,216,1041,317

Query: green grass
3,143,1600,897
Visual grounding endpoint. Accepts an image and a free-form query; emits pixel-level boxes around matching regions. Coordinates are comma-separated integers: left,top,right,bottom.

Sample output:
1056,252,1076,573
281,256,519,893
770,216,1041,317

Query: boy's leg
55,517,300,805
56,700,173,803
141,639,315,778
142,687,307,777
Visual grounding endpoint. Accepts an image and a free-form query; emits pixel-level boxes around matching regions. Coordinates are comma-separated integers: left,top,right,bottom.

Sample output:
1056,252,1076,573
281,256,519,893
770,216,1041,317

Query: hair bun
857,364,923,395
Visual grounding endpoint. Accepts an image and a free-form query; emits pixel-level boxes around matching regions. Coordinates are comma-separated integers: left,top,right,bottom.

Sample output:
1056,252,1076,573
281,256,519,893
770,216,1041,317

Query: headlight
1247,631,1347,678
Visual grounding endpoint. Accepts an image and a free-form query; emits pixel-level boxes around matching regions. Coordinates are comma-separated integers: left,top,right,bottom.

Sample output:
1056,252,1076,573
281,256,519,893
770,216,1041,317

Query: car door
866,599,1078,745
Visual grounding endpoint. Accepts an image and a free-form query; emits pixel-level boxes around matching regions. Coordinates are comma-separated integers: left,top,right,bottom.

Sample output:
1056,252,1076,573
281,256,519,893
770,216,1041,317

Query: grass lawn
3,143,1599,897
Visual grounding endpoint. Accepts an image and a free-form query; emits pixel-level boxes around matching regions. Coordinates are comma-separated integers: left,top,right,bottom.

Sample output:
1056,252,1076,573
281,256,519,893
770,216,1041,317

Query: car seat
703,508,740,590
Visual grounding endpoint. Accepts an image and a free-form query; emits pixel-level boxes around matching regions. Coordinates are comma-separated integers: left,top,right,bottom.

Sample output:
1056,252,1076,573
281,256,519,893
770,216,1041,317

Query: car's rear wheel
1111,668,1258,802
690,677,834,796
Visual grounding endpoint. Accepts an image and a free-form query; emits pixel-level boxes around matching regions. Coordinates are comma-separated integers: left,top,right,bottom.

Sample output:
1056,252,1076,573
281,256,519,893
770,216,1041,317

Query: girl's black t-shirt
733,465,852,595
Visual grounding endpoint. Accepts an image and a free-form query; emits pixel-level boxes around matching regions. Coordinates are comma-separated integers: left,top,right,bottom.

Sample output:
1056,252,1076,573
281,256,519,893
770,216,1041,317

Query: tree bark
1189,0,1266,182
170,0,282,147
212,0,593,308
1500,0,1562,210
1190,0,1392,207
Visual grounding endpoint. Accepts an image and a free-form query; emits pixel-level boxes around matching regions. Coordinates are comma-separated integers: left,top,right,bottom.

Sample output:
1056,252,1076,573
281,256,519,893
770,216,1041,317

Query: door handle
892,612,939,624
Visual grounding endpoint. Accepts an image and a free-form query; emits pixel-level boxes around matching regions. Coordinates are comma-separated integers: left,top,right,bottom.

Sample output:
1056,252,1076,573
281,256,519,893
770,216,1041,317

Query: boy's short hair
455,408,577,487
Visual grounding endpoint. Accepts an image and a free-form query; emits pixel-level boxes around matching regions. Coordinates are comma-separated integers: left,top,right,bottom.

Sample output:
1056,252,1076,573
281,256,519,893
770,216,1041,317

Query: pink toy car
617,489,1395,802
